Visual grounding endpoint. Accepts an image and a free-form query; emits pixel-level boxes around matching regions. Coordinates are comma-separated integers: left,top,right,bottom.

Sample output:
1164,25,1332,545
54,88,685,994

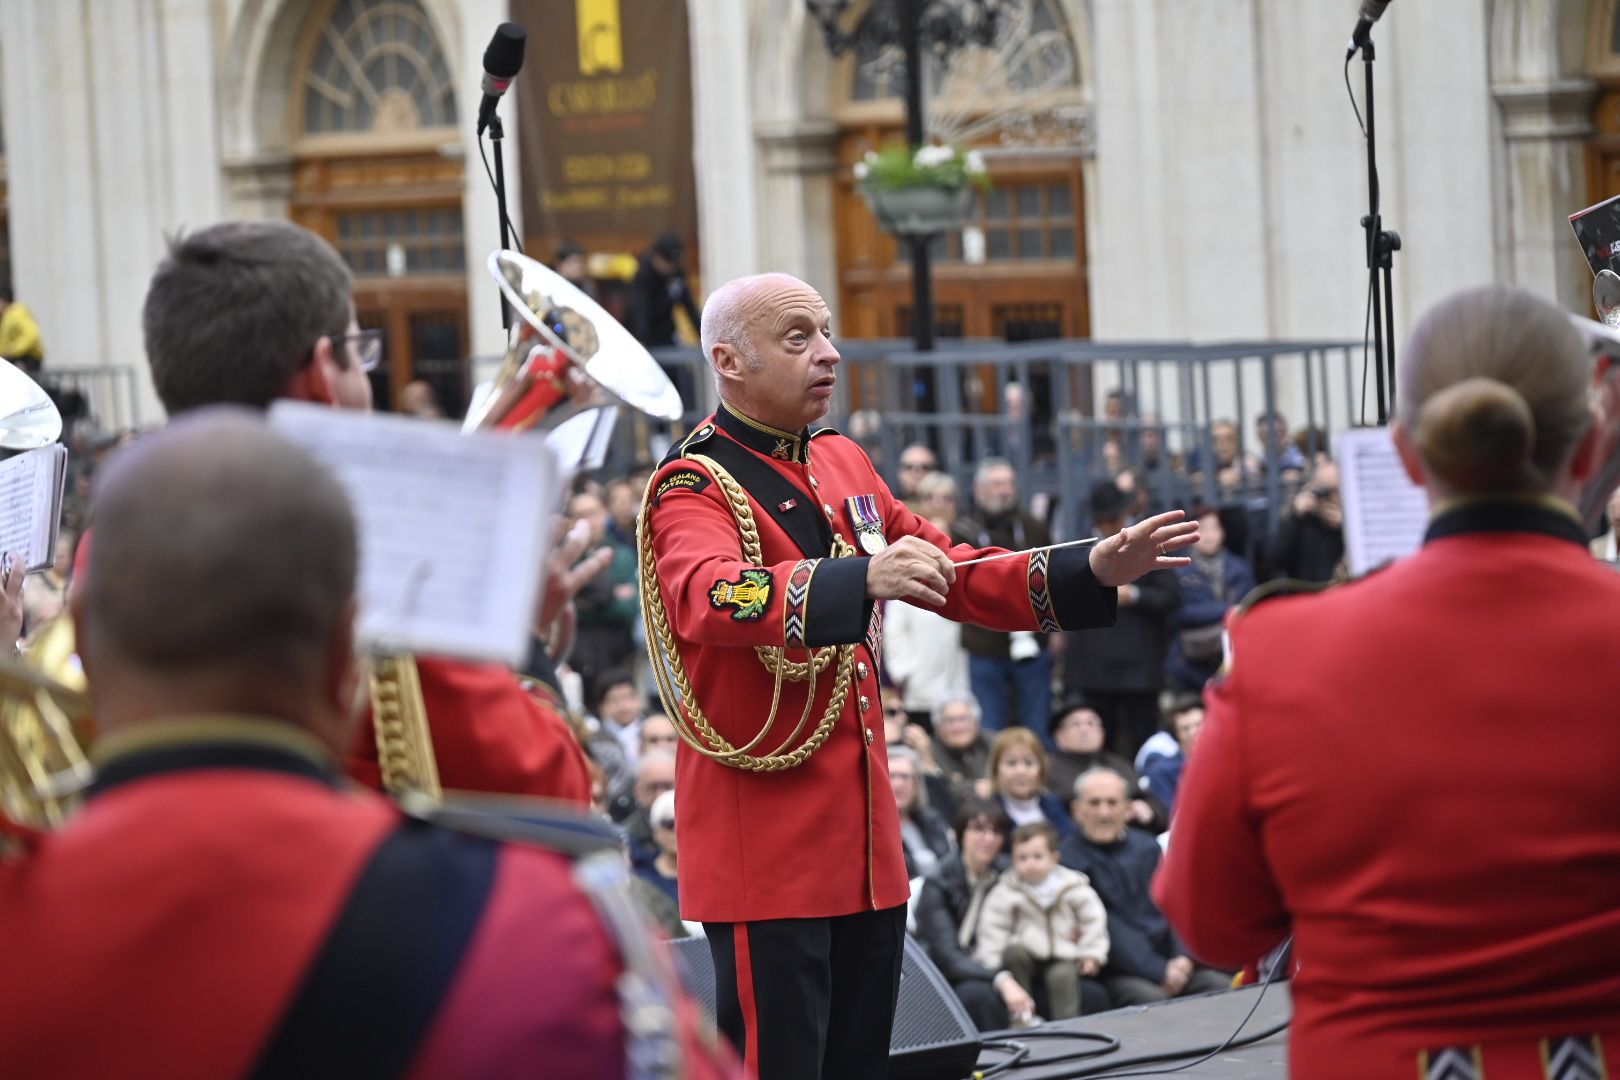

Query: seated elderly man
0,411,735,1079
1060,767,1229,1005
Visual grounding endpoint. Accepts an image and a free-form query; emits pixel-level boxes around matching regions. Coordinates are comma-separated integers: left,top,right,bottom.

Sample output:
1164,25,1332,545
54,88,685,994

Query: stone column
754,120,840,296
1494,79,1598,314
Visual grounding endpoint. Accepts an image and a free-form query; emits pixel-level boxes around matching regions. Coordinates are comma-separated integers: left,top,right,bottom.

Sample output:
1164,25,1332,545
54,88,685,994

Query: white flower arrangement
854,143,991,192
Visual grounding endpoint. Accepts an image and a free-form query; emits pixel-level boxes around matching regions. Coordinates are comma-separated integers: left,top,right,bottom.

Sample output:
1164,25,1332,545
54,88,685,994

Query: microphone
477,23,526,135
1346,0,1393,59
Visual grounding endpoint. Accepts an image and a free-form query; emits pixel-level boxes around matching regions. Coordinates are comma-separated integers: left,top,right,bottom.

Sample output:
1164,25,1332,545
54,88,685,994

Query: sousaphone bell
465,250,683,470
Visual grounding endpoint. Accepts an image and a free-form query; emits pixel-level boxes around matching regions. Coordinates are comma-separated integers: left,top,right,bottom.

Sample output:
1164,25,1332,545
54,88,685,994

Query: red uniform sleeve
347,657,592,806
1152,625,1290,968
878,483,1118,633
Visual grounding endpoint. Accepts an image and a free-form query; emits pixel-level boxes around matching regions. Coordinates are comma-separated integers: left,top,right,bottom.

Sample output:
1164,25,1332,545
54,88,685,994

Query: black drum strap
248,818,498,1080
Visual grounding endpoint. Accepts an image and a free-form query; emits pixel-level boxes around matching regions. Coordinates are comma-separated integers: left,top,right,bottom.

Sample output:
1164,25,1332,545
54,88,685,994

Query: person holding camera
1270,458,1344,583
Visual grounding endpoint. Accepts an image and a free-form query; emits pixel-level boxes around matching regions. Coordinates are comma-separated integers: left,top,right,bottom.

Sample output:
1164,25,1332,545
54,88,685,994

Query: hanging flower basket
854,143,989,237
860,183,977,236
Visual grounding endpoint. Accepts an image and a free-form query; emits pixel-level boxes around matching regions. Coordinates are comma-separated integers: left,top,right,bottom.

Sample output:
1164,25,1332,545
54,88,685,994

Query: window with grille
983,181,1075,261
894,179,1075,264
302,0,457,135
335,208,465,278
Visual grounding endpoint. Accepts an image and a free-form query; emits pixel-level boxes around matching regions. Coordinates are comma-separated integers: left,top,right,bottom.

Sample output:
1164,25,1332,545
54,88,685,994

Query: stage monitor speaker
669,933,980,1080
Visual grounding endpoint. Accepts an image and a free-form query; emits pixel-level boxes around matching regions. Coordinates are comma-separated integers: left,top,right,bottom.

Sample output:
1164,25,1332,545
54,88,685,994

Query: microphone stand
1359,38,1401,424
487,114,514,331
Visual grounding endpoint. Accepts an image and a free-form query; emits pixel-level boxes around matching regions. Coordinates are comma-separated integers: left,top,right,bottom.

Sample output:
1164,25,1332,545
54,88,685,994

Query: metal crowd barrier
35,366,143,435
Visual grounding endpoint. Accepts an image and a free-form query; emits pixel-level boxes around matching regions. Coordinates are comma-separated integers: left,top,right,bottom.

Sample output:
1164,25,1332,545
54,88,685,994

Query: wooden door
292,153,469,412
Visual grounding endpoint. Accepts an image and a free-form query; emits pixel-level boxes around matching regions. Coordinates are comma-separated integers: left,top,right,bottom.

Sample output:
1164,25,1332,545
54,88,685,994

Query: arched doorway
287,0,468,414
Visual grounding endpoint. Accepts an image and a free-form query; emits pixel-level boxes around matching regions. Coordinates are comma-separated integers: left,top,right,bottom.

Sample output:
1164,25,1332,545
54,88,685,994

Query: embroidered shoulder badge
653,468,711,506
709,568,773,621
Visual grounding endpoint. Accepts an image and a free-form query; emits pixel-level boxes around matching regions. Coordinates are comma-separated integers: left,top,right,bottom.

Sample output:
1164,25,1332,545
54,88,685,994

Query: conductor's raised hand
1088,509,1199,587
865,536,956,607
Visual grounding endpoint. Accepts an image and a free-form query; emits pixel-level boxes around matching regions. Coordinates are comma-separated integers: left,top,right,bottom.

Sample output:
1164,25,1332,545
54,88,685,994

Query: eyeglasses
884,705,907,716
654,818,676,830
334,329,385,373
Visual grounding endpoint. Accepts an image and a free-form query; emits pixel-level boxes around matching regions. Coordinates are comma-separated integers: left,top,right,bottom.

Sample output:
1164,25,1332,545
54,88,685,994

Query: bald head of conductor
1392,286,1610,507
71,411,361,755
700,273,841,435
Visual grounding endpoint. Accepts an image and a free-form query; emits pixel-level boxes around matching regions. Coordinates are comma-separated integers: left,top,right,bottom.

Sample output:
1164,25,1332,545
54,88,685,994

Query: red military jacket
644,403,1117,922
0,718,737,1080
1155,500,1620,1079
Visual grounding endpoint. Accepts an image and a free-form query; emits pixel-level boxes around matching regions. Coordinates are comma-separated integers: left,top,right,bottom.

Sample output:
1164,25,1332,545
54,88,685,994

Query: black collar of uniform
715,401,812,464
1424,495,1588,548
87,716,343,801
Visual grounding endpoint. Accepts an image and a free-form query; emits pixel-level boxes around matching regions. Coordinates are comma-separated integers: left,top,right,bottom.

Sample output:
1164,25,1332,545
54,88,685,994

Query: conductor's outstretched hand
1088,509,1200,587
866,536,957,607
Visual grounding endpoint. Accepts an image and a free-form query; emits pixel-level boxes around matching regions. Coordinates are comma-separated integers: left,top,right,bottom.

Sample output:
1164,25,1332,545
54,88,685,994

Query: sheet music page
0,444,66,572
268,402,555,666
1336,427,1431,576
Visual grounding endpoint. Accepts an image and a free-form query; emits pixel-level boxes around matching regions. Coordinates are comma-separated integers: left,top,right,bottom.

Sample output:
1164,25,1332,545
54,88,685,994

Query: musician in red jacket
641,272,1198,1079
135,220,591,804
1156,285,1620,1079
1,413,736,1079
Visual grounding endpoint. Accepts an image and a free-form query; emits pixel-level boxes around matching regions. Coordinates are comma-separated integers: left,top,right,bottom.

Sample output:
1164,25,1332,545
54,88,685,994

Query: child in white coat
973,822,1109,1021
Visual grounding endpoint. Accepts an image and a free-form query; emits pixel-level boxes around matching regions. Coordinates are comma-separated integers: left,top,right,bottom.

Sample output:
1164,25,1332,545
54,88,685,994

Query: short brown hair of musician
1398,285,1592,496
143,221,355,414
79,409,357,689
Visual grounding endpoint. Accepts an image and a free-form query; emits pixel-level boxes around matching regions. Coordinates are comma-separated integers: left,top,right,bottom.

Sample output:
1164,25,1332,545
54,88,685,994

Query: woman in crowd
887,745,955,879
1158,285,1620,1078
988,728,1075,842
635,789,681,911
912,800,1033,1030
930,691,994,807
1164,506,1254,692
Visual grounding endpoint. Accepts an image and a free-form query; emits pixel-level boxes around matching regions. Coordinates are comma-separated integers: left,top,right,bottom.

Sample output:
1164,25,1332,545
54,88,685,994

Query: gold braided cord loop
638,453,856,772
370,654,442,800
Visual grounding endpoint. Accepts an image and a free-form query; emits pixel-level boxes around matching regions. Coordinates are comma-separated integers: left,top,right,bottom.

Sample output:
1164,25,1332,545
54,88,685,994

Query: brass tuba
373,250,683,802
0,362,88,830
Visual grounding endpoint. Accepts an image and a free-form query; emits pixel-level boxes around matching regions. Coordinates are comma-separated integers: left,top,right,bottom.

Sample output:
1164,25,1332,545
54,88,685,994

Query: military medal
846,494,887,555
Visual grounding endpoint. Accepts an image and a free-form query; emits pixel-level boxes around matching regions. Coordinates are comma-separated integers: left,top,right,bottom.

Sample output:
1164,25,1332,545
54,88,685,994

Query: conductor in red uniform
642,272,1199,1079
1156,285,1620,1079
0,412,737,1079
134,221,592,804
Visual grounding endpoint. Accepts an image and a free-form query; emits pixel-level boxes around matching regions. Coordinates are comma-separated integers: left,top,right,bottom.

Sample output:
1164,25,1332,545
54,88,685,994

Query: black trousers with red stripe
705,905,906,1080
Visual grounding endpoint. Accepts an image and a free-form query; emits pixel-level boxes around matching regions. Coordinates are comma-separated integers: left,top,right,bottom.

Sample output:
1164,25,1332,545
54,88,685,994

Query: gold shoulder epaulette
654,420,718,472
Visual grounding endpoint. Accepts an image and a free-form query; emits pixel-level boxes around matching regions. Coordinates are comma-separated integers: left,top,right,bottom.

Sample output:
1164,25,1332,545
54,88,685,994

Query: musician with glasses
0,411,737,1079
113,220,596,804
1157,285,1620,1078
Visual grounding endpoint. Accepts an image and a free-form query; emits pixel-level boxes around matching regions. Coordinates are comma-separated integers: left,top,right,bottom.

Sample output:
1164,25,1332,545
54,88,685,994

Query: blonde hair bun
1413,376,1535,492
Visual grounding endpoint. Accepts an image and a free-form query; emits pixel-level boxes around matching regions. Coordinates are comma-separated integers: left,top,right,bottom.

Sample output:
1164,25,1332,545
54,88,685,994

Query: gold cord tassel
638,454,857,772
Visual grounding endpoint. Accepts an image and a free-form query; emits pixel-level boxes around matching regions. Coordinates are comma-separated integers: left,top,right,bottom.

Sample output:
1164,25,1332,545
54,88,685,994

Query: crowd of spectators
540,400,1353,1026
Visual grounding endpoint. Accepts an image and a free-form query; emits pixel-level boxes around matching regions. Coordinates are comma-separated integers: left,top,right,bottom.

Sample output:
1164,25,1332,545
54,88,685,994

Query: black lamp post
806,0,1000,351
